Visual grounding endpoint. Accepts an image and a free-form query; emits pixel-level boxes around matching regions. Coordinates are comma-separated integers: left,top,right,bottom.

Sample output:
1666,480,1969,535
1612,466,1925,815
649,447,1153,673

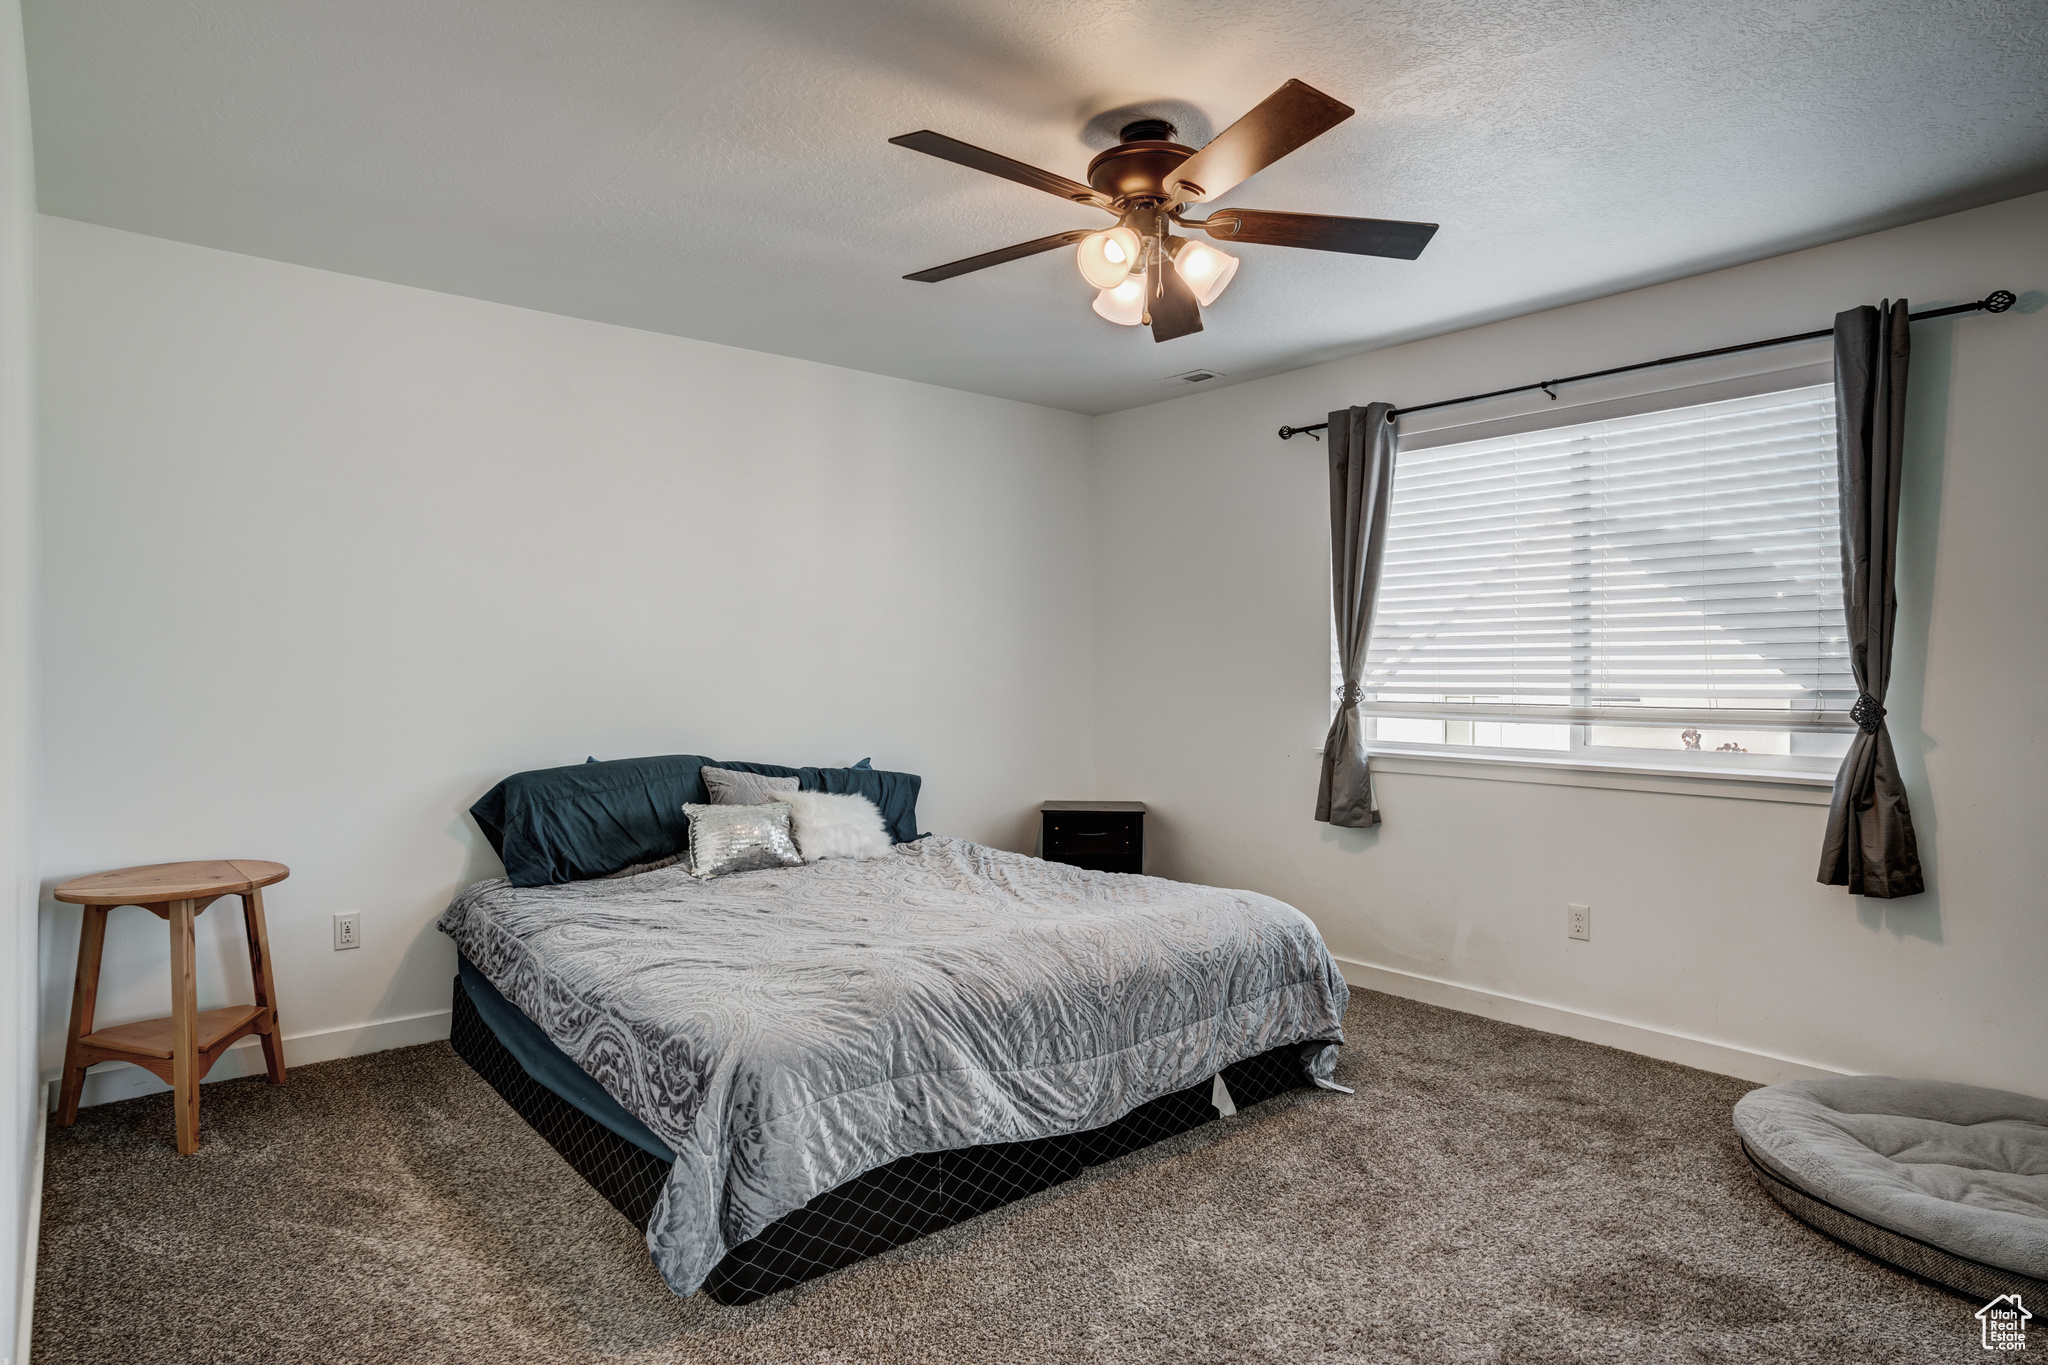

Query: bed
439,756,1351,1301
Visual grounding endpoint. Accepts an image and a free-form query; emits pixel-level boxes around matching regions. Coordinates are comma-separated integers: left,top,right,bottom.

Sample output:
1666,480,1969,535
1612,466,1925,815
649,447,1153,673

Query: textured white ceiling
23,0,2048,414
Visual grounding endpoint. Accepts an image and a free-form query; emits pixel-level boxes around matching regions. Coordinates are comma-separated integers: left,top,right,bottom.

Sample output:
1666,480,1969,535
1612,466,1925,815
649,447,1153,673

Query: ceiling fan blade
890,131,1112,209
903,230,1096,283
1200,209,1438,259
1164,80,1354,205
1148,255,1203,343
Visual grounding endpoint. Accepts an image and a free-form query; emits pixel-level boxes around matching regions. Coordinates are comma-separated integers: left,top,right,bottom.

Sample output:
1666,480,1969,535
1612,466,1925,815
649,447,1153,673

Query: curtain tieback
1335,683,1366,708
1851,693,1887,733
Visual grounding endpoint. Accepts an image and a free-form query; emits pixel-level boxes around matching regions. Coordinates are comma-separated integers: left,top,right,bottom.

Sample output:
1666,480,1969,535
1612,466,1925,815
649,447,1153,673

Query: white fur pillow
774,791,890,862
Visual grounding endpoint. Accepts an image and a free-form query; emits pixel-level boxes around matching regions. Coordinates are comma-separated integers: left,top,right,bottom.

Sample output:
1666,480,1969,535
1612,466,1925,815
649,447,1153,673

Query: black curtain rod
1275,289,2017,440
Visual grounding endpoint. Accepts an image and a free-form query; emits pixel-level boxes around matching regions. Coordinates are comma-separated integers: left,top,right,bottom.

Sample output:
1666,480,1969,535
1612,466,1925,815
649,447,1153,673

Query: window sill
1357,744,1838,806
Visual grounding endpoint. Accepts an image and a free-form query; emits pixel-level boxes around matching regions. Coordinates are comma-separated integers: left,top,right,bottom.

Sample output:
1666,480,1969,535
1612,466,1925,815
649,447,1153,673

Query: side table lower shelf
78,1004,271,1087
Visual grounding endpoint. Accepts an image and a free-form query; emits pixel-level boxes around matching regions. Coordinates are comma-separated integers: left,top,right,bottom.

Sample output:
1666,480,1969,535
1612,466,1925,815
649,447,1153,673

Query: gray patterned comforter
438,836,1350,1296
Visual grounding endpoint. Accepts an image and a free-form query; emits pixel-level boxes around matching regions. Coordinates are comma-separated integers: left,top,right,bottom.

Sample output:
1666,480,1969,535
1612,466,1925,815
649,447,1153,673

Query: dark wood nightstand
1040,802,1145,875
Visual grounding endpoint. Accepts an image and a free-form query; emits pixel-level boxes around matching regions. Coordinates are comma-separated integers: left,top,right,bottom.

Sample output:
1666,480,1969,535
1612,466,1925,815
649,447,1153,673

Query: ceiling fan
890,79,1438,343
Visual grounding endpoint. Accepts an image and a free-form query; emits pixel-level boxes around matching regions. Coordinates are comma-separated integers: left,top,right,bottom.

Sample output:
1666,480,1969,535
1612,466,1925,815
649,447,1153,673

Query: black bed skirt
448,974,1311,1304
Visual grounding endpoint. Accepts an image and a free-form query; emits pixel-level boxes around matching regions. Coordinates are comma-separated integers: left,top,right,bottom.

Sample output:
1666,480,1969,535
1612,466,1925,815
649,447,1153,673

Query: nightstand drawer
1043,813,1141,856
1040,802,1145,875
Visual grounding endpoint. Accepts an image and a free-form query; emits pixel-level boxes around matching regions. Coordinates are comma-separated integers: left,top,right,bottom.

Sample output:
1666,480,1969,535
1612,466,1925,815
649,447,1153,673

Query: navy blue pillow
471,753,920,886
470,754,714,887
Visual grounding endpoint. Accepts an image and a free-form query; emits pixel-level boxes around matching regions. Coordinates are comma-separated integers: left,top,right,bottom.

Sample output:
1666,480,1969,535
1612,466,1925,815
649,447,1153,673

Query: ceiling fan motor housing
1087,137,1197,205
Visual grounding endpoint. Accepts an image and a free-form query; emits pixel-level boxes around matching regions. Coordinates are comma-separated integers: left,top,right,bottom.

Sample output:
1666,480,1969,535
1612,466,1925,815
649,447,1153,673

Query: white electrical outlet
1568,903,1591,941
333,913,361,950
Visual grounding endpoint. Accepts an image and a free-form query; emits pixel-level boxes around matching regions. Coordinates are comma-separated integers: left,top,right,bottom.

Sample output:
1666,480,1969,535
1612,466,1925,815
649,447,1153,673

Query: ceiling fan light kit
1168,237,1240,307
891,79,1439,343
1077,225,1143,289
1092,276,1148,326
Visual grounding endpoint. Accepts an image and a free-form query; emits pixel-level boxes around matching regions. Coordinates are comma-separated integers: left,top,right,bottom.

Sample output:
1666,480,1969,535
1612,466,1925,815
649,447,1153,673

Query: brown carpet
32,991,1996,1364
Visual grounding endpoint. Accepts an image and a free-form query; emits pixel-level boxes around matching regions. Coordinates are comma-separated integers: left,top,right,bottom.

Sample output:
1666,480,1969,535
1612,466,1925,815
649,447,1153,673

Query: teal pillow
471,754,714,887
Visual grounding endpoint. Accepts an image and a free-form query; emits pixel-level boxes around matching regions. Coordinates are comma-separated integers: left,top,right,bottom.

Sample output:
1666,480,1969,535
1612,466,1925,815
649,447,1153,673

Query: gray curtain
1317,403,1396,829
1818,301,1924,898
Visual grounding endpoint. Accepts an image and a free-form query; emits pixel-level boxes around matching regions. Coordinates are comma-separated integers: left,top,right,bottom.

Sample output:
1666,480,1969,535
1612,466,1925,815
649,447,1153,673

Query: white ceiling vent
1159,369,1226,387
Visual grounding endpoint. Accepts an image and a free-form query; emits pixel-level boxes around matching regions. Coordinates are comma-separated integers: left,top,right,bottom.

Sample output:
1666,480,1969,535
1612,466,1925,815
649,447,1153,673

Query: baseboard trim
44,965,1839,1109
1335,956,1847,1085
14,1104,44,1365
51,1008,454,1111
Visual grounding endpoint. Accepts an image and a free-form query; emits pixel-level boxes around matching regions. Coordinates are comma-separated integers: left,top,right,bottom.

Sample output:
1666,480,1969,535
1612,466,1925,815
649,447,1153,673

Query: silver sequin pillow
701,766,799,806
683,801,802,878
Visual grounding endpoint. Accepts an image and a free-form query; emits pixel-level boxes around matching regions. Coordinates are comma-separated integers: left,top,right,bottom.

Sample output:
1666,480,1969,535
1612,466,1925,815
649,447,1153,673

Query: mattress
438,835,1350,1297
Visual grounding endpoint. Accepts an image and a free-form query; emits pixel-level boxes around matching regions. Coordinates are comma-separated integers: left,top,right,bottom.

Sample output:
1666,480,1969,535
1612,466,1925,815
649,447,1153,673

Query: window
1340,382,1855,773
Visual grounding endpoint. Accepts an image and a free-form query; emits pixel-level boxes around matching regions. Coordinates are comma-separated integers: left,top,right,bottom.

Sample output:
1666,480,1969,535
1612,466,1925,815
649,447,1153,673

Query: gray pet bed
1734,1076,2048,1300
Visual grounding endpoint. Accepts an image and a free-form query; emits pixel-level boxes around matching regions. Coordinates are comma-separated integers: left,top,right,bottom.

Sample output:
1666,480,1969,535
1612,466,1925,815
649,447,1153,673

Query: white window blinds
1364,384,1854,729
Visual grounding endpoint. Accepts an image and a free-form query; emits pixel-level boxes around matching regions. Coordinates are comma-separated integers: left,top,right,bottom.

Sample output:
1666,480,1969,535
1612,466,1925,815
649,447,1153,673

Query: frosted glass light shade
1077,227,1143,290
1172,238,1240,306
1092,276,1146,326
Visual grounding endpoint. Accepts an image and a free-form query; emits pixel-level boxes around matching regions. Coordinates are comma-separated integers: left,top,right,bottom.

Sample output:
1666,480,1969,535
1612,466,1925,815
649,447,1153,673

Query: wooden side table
53,860,289,1154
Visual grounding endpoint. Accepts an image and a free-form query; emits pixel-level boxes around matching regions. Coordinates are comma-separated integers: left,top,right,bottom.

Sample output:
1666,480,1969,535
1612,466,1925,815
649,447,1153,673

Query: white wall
0,1,33,1356
35,218,1096,1103
1095,191,2048,1094
27,178,2048,1137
